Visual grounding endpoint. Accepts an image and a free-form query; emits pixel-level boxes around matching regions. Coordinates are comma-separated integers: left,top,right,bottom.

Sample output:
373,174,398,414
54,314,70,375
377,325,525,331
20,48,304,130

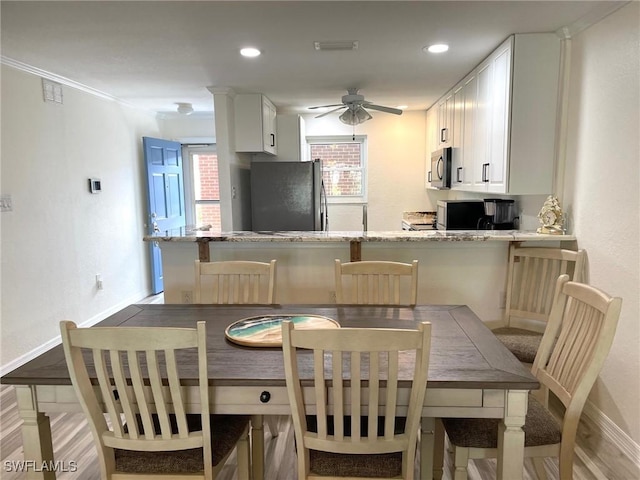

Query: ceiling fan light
339,109,358,125
355,106,372,123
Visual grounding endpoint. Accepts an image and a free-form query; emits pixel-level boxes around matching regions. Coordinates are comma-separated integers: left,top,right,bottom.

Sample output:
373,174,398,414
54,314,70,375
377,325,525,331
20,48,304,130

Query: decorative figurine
537,195,564,234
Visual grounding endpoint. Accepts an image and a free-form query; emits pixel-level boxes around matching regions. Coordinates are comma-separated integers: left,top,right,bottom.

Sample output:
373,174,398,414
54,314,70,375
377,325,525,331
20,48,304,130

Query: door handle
428,171,432,182
270,133,275,147
457,167,463,183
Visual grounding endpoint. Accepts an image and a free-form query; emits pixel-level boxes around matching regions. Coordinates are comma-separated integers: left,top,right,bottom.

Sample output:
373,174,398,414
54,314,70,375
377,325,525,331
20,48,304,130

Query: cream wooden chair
334,259,419,305
194,259,276,304
195,259,280,437
60,320,251,480
282,320,432,479
440,275,621,480
491,245,586,364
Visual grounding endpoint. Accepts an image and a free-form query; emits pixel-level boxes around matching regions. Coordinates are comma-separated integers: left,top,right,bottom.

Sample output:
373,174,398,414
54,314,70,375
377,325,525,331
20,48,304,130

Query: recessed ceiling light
240,47,261,58
424,44,449,54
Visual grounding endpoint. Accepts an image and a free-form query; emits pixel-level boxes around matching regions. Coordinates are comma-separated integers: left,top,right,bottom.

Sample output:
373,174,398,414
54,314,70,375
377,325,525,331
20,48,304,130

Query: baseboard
0,289,151,377
583,399,640,467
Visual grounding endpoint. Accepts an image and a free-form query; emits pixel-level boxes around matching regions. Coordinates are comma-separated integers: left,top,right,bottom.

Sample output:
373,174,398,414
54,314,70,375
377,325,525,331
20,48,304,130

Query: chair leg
236,425,251,480
452,445,470,480
266,415,279,437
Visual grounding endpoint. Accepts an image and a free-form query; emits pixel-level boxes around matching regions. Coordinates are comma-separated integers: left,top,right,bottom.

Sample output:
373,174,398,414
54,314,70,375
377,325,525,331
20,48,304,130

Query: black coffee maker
478,199,518,230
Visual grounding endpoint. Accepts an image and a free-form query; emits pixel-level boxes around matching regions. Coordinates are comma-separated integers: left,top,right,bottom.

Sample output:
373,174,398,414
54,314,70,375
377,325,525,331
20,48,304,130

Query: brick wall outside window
311,143,363,196
193,154,221,230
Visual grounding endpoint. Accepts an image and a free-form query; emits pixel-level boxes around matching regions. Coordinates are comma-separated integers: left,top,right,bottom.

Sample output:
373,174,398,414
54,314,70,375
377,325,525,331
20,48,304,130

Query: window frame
182,144,220,227
306,135,368,205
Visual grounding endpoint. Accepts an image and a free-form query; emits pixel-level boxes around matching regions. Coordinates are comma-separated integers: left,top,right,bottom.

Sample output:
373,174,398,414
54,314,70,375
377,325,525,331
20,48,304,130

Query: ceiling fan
309,88,403,125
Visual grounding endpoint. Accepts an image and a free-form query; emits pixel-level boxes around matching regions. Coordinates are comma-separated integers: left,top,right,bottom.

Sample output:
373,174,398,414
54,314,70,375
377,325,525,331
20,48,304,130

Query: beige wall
563,2,640,442
0,65,161,369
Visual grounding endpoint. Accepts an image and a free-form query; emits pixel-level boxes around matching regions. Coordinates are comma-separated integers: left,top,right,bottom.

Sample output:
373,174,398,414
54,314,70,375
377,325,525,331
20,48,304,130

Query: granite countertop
144,227,575,243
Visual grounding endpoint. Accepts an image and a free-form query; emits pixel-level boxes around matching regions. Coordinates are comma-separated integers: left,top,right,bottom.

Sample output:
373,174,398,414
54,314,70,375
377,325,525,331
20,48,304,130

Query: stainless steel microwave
436,200,485,230
429,147,452,189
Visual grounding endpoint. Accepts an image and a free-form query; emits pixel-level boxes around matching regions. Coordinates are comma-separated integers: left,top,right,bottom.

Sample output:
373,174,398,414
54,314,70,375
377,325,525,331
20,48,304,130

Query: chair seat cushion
115,414,250,473
492,327,543,363
310,449,402,477
305,415,406,477
442,395,561,449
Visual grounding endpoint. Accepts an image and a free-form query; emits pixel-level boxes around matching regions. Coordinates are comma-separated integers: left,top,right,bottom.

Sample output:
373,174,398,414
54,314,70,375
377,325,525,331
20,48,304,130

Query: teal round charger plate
224,314,340,347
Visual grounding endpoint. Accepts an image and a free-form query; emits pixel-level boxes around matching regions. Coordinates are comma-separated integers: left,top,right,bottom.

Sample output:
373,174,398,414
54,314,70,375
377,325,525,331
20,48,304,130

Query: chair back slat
505,246,586,329
93,349,125,438
109,350,139,439
195,260,276,304
335,260,419,306
282,321,431,475
165,349,189,438
128,350,155,440
147,349,173,440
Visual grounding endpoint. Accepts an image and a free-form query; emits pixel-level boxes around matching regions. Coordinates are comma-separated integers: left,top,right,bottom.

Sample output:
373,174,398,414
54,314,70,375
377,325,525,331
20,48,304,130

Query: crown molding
1,56,154,114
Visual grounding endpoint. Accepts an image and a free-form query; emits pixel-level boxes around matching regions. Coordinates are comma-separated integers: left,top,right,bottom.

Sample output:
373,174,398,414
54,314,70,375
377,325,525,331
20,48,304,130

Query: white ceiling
0,1,627,117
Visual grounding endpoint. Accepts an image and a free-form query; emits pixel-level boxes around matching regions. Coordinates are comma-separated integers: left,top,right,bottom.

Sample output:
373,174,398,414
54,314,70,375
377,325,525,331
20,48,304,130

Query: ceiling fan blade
364,103,403,115
315,106,346,118
308,103,343,110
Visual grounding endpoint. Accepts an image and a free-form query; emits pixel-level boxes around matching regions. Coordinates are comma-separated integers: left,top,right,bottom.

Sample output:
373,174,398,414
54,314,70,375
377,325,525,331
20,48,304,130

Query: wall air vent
314,41,359,51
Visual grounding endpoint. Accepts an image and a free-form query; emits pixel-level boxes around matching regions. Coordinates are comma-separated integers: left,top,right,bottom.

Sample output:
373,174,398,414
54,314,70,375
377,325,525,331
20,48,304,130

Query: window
184,146,221,231
308,136,367,203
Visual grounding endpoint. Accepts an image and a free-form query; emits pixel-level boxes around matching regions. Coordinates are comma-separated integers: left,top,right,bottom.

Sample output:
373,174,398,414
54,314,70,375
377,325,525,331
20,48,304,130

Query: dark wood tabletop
1,304,538,391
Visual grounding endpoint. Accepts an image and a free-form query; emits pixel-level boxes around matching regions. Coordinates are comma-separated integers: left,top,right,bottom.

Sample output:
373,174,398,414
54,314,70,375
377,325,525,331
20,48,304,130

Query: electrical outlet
96,274,103,290
329,290,337,303
181,290,193,304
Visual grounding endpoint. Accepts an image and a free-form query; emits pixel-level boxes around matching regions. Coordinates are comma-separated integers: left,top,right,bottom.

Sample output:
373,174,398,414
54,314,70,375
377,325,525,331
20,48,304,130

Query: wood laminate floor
1,294,636,479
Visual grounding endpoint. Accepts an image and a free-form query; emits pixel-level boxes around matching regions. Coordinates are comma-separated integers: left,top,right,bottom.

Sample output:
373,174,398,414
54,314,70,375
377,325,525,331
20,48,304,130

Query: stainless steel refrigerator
250,159,327,231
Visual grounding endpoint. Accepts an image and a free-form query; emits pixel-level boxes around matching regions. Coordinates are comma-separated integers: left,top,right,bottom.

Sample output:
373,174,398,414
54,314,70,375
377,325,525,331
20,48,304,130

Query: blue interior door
143,137,186,294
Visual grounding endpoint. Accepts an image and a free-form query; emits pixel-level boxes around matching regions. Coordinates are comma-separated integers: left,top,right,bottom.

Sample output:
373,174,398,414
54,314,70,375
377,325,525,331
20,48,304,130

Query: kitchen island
144,229,576,323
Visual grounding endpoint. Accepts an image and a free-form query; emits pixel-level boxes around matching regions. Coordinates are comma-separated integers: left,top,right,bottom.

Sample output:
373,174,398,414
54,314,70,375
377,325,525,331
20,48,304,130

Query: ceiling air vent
314,41,359,51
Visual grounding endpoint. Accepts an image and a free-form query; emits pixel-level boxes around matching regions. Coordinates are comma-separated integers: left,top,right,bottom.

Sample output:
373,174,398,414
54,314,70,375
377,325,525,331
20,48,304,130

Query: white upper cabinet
437,91,454,147
274,114,307,161
234,94,277,155
427,33,561,194
425,106,439,187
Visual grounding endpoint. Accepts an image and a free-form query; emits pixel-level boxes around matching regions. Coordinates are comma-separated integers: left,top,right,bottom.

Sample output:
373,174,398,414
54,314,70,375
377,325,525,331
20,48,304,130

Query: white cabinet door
437,92,454,147
473,60,493,190
235,94,277,155
261,97,277,154
458,73,478,190
450,83,466,188
487,41,512,193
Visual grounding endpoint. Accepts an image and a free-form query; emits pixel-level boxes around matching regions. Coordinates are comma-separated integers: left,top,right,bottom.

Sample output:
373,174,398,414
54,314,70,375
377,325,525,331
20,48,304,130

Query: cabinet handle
270,133,275,147
456,167,463,183
428,171,432,183
482,163,490,183
440,128,447,143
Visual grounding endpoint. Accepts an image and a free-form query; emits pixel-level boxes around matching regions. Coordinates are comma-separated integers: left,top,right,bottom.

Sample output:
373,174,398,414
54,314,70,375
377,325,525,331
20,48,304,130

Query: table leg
15,386,56,480
497,390,528,480
250,415,264,480
420,417,434,480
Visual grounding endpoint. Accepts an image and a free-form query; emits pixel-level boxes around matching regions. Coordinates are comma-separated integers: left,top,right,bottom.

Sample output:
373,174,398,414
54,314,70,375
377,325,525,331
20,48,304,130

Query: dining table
1,303,539,480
